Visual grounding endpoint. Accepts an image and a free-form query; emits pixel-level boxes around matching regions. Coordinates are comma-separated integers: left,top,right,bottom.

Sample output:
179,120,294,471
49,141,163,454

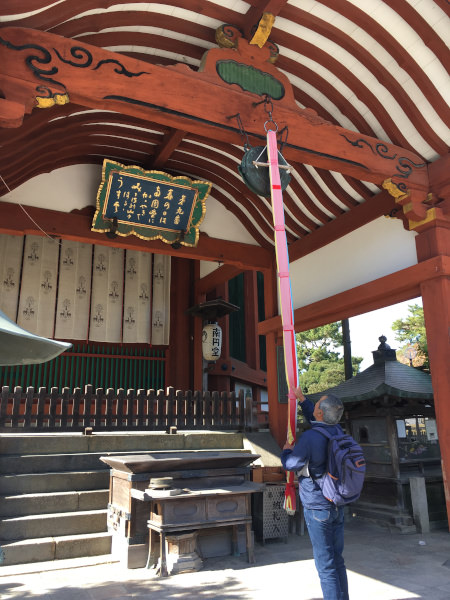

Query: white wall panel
0,234,23,321
17,235,59,337
289,217,418,312
89,246,124,342
123,250,152,343
55,240,92,340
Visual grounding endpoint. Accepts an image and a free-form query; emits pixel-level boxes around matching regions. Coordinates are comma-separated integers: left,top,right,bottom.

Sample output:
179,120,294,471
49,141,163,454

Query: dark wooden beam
244,0,289,40
152,129,186,169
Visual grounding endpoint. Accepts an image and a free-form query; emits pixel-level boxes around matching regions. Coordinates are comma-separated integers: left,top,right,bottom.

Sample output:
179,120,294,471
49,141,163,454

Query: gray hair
319,394,344,424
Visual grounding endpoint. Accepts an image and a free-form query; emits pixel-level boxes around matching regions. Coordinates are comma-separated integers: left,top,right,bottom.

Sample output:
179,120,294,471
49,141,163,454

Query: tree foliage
391,304,429,370
296,322,363,394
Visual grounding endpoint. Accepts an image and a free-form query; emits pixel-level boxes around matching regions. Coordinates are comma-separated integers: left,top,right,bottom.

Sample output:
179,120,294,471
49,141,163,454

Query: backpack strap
307,427,332,481
312,426,332,439
312,424,345,439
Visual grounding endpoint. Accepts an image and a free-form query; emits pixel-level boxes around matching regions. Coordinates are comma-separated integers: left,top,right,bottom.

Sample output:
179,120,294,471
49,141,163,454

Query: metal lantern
202,322,222,361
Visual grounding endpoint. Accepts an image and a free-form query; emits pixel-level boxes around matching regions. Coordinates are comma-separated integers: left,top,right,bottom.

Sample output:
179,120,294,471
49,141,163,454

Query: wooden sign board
92,160,211,247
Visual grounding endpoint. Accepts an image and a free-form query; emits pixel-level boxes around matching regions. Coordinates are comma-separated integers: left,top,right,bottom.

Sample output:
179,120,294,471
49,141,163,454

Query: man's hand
283,441,294,450
294,385,305,402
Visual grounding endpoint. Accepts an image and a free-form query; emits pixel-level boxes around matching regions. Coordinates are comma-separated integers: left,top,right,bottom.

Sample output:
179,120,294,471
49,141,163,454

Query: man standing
281,387,349,600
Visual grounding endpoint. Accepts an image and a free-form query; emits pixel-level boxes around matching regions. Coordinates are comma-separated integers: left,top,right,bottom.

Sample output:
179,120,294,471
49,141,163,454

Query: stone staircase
0,431,249,567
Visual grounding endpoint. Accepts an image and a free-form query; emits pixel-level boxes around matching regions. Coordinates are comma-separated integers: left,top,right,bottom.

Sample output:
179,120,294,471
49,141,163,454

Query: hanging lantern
202,322,222,361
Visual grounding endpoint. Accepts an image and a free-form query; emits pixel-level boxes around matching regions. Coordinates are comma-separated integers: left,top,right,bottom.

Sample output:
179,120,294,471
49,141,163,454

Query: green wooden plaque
92,160,211,247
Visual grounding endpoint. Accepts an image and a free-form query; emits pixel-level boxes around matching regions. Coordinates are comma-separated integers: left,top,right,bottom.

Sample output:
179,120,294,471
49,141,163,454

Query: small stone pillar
409,476,430,534
162,531,202,575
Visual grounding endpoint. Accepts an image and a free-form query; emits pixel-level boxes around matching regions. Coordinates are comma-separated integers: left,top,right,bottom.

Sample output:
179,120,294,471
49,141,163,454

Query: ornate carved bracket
382,178,428,222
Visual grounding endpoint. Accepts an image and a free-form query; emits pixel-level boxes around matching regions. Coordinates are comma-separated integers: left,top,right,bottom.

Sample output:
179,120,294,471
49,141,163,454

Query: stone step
0,490,109,517
0,469,110,494
0,509,107,541
0,451,126,474
0,431,245,456
0,532,112,566
0,446,251,474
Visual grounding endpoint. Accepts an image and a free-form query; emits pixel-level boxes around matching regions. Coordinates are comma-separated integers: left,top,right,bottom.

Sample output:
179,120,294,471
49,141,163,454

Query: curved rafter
0,0,448,250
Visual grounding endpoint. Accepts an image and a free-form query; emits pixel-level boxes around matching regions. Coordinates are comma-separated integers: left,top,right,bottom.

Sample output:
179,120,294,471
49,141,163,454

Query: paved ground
1,519,449,599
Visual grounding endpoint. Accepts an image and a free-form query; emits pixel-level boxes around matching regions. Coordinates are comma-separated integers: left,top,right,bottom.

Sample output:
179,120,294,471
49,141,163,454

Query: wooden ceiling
0,1,448,252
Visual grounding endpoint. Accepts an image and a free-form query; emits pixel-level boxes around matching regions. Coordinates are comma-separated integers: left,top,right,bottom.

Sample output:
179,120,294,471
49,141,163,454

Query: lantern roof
308,336,433,404
0,309,71,366
187,299,240,321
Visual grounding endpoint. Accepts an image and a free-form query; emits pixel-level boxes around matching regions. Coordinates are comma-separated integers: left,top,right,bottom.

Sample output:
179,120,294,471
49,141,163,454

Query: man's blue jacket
280,397,343,509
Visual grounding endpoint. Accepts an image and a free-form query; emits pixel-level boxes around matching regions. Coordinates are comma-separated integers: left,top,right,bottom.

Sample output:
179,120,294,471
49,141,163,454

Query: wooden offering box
101,451,261,569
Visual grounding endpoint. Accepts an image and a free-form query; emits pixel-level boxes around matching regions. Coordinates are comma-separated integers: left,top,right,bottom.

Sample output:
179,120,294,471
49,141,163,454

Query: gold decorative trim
36,93,69,108
215,24,242,49
250,13,276,49
408,208,437,230
382,178,409,201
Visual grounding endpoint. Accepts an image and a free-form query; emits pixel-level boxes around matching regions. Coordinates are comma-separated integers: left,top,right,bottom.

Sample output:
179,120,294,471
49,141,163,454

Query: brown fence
0,385,255,432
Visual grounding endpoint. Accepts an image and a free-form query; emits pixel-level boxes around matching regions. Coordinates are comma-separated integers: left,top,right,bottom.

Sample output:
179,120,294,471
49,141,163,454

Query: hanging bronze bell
238,146,291,198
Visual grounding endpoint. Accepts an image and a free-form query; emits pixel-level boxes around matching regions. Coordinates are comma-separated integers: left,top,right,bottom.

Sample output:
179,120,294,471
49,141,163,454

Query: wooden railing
0,385,255,432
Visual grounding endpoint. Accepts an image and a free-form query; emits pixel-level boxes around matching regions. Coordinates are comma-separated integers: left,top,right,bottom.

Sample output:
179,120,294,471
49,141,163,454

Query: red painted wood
0,201,273,270
152,129,186,169
0,27,428,189
164,160,274,248
258,256,450,335
166,256,193,390
295,163,344,218
192,262,205,392
413,213,450,526
420,275,450,529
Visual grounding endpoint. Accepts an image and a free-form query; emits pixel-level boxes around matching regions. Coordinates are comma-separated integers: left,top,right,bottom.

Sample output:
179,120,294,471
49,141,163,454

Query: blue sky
348,297,422,371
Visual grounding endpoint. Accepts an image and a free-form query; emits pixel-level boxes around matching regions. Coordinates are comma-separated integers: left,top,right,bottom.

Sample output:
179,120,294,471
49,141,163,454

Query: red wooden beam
152,129,186,169
243,0,290,40
258,255,450,335
0,201,273,270
0,27,429,192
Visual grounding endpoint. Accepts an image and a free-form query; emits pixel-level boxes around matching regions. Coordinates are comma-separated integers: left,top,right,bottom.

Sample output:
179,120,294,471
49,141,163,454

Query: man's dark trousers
303,504,349,600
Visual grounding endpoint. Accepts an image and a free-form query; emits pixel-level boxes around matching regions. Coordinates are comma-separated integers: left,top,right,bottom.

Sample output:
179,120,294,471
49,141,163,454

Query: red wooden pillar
193,261,205,392
167,256,194,391
263,262,285,446
413,199,450,529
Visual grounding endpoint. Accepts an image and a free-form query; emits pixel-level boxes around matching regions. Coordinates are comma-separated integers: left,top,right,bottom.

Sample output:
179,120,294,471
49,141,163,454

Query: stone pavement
1,519,449,599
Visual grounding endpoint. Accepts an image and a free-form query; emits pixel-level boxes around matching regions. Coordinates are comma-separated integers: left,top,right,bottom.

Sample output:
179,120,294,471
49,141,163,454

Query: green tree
296,322,363,394
391,304,429,370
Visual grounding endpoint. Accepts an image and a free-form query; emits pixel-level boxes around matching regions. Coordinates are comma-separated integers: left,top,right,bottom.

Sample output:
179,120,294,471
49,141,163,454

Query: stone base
110,533,148,569
162,532,203,574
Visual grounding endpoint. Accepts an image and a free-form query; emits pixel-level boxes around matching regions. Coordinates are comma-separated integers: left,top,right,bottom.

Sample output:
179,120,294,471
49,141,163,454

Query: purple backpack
314,427,366,506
